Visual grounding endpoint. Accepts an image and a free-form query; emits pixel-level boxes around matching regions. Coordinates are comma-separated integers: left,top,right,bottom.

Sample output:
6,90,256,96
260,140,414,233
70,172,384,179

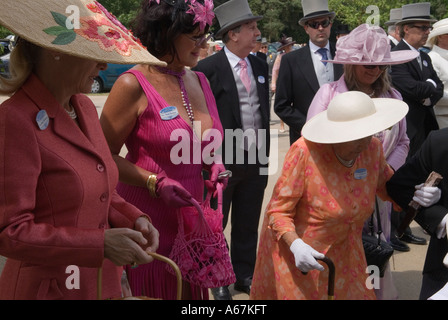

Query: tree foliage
0,0,446,43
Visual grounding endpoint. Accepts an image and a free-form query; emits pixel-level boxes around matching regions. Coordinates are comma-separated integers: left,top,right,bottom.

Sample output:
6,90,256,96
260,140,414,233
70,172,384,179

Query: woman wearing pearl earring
100,0,227,300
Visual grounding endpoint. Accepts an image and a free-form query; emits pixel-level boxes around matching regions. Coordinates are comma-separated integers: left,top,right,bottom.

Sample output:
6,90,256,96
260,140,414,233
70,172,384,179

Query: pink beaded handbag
167,182,235,288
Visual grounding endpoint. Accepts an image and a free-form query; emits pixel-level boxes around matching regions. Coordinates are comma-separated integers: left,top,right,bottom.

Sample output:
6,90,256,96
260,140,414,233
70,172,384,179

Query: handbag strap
368,196,382,245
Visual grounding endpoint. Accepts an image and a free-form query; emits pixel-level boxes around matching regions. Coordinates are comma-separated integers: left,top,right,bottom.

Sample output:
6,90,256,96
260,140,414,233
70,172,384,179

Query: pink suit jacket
0,74,144,299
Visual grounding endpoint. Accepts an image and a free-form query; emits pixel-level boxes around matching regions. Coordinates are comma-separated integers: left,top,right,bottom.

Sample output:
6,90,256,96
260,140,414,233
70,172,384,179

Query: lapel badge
36,110,49,130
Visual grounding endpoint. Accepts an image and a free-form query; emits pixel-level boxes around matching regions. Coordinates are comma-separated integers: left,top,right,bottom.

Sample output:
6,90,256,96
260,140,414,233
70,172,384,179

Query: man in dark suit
385,8,402,49
251,36,267,61
391,3,443,158
387,128,447,299
274,0,343,145
390,2,443,251
193,0,270,300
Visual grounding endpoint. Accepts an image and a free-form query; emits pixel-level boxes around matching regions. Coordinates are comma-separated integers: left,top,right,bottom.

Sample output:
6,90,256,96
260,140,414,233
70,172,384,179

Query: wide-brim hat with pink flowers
0,0,165,66
323,24,419,66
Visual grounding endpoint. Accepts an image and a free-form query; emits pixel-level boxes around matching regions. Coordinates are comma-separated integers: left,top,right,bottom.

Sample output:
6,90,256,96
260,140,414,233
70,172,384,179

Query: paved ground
0,93,432,300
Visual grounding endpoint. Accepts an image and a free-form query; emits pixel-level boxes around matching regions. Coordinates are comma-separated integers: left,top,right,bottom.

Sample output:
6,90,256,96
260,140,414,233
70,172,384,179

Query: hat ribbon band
402,15,432,20
304,10,333,18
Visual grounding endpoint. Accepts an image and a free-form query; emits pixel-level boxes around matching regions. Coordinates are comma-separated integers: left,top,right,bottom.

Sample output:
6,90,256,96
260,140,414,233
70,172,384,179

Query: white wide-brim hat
302,91,408,144
323,24,419,65
0,0,165,66
426,18,448,47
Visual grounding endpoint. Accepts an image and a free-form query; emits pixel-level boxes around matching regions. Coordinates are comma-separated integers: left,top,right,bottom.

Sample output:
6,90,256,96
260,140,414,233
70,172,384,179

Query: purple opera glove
156,171,193,207
413,183,442,207
290,238,325,273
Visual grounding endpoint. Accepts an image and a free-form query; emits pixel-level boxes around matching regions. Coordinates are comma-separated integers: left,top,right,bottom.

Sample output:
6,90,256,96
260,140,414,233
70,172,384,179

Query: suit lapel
248,54,269,127
22,75,103,159
330,42,343,80
52,100,103,160
216,50,242,127
299,48,320,93
395,41,423,79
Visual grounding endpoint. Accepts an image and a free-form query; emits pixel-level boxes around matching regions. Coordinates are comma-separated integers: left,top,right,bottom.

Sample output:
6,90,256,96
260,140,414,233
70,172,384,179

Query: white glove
413,183,441,207
290,238,325,273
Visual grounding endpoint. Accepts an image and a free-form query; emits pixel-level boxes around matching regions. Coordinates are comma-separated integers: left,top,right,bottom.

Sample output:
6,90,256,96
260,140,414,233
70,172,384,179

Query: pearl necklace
65,103,77,120
334,151,355,168
155,66,194,127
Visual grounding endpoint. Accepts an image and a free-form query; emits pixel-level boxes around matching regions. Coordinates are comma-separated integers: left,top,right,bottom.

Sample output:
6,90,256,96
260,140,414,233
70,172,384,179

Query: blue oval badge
258,76,265,84
160,106,179,121
354,168,367,180
36,110,49,130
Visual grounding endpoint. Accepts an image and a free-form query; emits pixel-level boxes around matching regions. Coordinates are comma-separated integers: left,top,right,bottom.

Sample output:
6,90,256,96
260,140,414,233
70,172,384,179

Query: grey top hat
299,0,335,27
214,0,263,39
396,2,437,25
384,8,402,27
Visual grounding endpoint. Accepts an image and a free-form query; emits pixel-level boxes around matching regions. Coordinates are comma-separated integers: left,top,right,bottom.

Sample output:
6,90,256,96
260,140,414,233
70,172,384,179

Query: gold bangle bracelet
146,174,158,198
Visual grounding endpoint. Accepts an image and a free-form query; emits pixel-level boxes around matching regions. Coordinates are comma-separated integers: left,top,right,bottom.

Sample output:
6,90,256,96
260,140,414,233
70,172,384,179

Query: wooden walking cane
316,257,335,300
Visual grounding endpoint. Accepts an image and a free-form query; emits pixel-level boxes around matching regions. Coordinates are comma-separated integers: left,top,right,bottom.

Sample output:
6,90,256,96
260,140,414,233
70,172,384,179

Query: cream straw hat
427,18,448,47
0,0,165,66
302,91,408,144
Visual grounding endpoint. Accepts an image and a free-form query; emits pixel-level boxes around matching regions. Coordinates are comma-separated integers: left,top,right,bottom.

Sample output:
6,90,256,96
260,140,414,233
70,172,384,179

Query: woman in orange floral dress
250,91,413,300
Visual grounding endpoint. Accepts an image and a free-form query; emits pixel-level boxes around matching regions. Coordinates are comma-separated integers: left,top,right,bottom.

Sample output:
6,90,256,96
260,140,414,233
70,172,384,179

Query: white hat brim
427,23,448,46
302,98,408,144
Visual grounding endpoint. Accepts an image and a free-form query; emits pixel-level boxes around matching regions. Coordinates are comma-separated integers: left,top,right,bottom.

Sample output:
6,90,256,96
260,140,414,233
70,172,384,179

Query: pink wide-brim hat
324,24,419,66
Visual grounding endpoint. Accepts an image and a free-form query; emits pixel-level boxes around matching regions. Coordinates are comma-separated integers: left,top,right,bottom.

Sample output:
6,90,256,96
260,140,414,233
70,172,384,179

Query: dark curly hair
132,0,211,63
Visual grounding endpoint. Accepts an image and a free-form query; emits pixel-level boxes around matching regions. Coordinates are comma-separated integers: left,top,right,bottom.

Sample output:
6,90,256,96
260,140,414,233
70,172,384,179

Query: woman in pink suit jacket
0,0,163,299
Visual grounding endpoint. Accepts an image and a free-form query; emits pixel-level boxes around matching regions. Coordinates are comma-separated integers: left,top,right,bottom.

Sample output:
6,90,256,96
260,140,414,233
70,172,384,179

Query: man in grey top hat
385,8,402,49
251,36,267,61
389,2,444,256
391,2,443,158
274,0,343,145
193,0,270,300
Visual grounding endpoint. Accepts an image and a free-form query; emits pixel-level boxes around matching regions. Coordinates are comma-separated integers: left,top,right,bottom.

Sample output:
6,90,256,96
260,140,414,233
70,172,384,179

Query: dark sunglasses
410,25,433,32
363,65,389,71
306,19,332,29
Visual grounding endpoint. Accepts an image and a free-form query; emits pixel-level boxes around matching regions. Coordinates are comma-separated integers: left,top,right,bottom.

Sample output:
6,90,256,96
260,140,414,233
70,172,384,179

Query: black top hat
335,24,351,35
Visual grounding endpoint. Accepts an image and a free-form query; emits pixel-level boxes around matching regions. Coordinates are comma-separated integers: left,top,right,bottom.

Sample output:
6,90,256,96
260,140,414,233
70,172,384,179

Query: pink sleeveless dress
118,69,223,300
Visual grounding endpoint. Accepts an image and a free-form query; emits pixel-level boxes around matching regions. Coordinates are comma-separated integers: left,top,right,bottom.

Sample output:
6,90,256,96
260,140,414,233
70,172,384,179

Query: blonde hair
343,64,392,97
0,39,40,95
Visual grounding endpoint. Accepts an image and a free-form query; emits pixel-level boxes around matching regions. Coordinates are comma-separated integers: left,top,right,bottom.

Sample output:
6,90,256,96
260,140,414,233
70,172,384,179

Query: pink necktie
239,59,251,93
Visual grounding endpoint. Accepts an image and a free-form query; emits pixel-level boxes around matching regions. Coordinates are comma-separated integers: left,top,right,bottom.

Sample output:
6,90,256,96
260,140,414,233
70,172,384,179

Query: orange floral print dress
250,137,394,300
